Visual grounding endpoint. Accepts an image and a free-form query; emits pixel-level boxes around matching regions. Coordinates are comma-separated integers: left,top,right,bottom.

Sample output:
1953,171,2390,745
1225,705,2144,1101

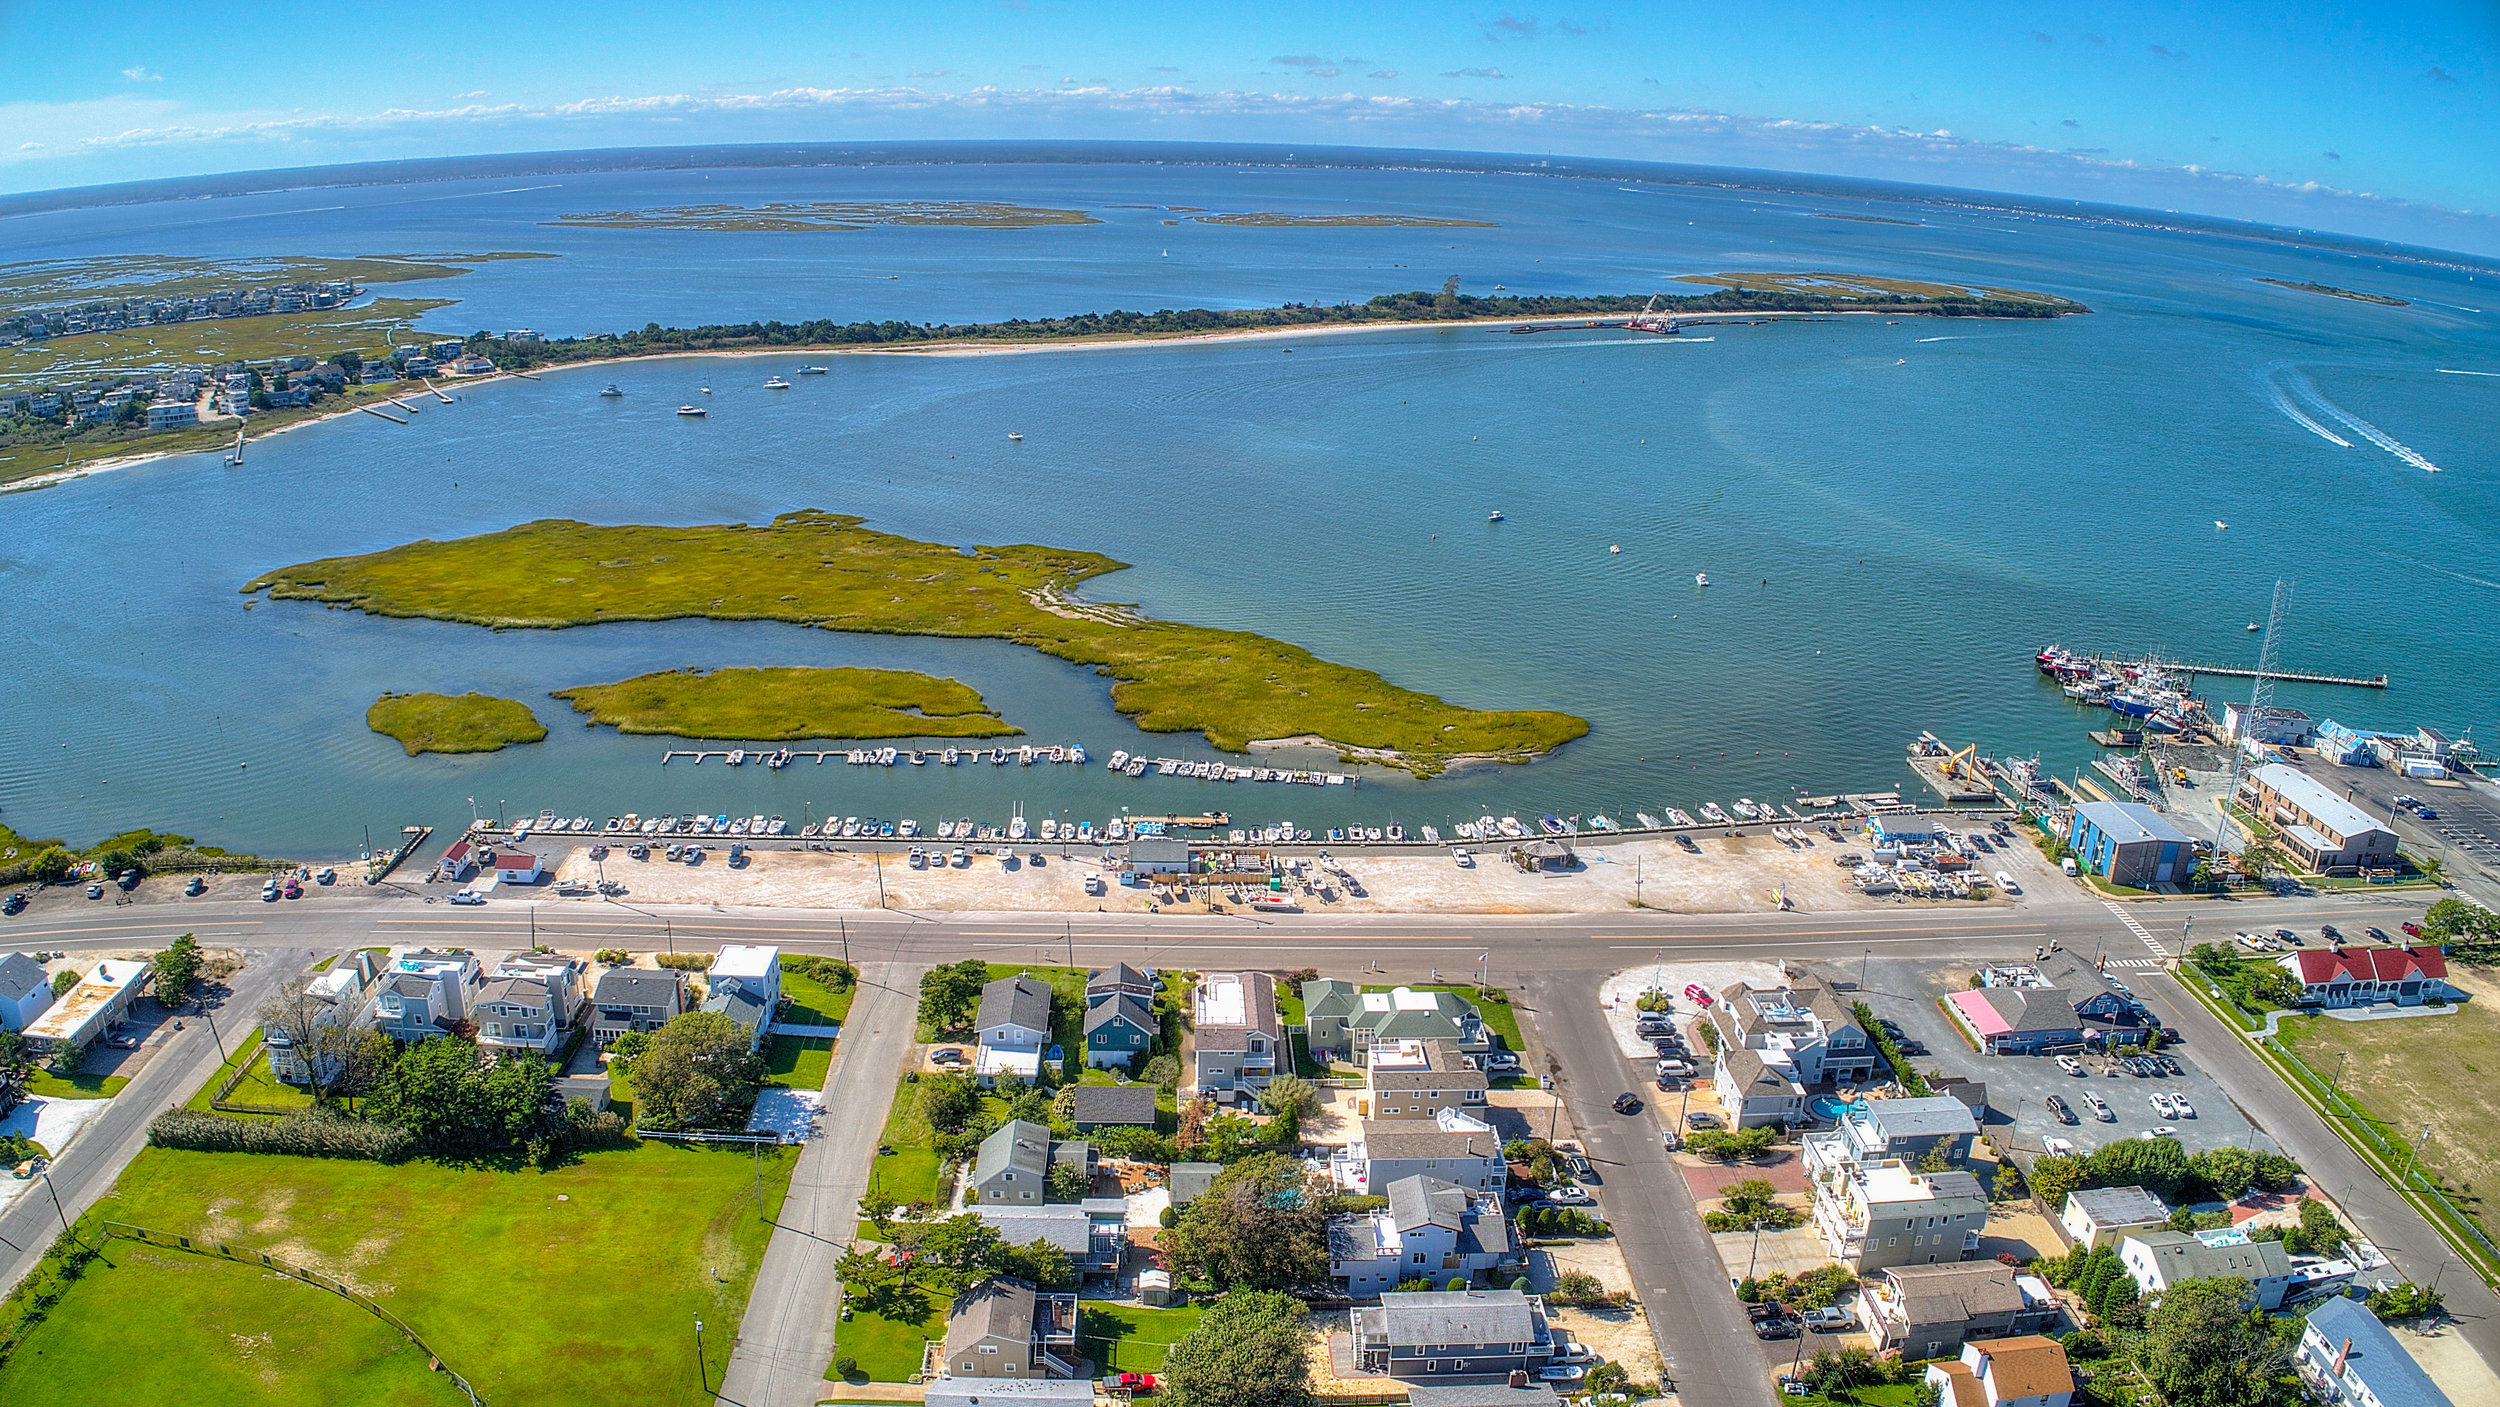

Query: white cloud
122,67,162,83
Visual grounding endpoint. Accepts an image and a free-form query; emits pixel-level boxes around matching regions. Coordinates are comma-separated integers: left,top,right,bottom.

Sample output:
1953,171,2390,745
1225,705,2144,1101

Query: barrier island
552,666,1021,742
367,691,549,755
251,512,1588,775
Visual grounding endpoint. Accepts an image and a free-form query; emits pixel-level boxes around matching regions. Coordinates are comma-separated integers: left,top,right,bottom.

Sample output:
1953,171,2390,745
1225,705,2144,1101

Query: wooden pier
2172,662,2387,689
368,824,431,883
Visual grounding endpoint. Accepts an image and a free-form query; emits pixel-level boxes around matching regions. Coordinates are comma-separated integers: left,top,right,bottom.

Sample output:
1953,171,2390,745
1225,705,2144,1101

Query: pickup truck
1800,1307,1852,1333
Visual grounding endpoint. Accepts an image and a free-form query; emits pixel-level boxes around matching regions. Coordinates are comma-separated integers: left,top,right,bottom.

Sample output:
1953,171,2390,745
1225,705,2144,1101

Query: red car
2402,922,2425,938
1683,983,1715,1008
1105,1374,1158,1394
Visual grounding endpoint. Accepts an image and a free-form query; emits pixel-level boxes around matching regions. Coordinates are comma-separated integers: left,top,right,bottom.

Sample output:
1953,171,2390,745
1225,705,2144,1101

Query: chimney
2331,1336,2354,1377
1509,1371,1529,1389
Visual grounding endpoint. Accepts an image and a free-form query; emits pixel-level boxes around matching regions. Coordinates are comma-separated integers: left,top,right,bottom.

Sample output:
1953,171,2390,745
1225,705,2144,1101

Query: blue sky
5,0,2495,250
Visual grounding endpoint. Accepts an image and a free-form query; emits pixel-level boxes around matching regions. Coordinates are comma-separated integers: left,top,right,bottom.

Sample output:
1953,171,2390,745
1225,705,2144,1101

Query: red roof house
2275,945,2455,1008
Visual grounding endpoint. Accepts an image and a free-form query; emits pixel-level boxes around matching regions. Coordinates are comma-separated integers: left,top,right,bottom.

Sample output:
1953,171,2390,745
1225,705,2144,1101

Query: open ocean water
1,156,2493,856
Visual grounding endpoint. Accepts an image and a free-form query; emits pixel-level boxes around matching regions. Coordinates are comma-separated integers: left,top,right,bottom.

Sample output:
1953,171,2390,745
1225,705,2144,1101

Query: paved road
2,882,2480,1402
0,945,308,1291
717,956,928,1407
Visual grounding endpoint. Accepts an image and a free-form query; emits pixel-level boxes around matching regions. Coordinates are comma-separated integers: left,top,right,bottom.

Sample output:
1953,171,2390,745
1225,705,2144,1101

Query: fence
96,1221,484,1403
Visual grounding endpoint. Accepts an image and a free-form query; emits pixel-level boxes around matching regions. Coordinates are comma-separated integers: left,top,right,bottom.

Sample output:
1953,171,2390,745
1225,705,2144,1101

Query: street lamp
693,1317,708,1392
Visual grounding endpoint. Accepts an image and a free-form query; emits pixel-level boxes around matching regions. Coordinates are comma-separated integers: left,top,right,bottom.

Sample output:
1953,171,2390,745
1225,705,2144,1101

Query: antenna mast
2215,579,2293,863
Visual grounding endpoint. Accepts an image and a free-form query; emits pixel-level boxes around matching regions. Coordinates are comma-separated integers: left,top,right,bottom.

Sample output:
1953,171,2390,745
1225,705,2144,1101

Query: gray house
1351,1289,1555,1379
1329,1175,1521,1296
969,1119,1090,1205
1064,1084,1158,1132
1190,971,1282,1095
1167,1162,1222,1208
0,953,56,1032
1086,963,1157,1008
1084,994,1158,1069
977,976,1055,1083
1305,981,1492,1065
942,1278,1080,1379
591,968,687,1046
977,1204,1129,1275
1859,1261,2062,1357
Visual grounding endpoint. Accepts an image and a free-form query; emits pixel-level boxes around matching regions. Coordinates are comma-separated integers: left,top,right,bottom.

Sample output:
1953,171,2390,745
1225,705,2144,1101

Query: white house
976,975,1053,1082
1328,1174,1520,1296
488,851,545,885
703,945,781,1051
0,953,56,1033
1812,1159,1988,1272
2295,1295,2456,1407
263,957,382,1083
2059,1187,2170,1251
1925,1336,2074,1407
2118,1228,2353,1311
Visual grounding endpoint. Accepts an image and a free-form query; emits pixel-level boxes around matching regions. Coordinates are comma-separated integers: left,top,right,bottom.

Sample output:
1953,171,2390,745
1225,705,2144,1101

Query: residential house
262,954,382,1083
975,1204,1129,1276
968,1119,1089,1205
1812,1159,1988,1271
1329,1174,1521,1296
1085,963,1157,1008
472,954,587,1056
23,960,151,1052
1166,1162,1221,1208
2294,1294,2456,1407
434,838,479,881
590,967,687,1045
2119,1229,2302,1310
978,976,1055,1081
371,947,482,1041
925,1381,1098,1407
0,953,56,1032
703,945,780,1052
1943,986,2083,1055
1361,1039,1491,1121
1708,981,1879,1089
1712,1045,1806,1129
1303,981,1495,1065
1083,993,1158,1070
2059,1187,2170,1251
1407,1387,1561,1407
1925,1336,2075,1407
941,1278,1080,1379
1804,1096,1980,1181
1062,1084,1158,1132
2277,947,2461,1009
1858,1262,2061,1357
2241,764,2400,875
1337,1112,1507,1196
1191,972,1282,1095
1350,1289,1556,1379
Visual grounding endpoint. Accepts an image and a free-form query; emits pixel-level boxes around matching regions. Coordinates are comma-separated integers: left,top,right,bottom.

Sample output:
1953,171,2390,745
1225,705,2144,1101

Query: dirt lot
537,831,2041,916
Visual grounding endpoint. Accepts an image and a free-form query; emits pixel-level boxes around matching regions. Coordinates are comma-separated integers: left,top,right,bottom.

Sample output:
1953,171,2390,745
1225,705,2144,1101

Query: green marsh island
366,691,549,755
250,512,1587,774
2253,276,2410,307
543,200,1101,231
552,666,1021,742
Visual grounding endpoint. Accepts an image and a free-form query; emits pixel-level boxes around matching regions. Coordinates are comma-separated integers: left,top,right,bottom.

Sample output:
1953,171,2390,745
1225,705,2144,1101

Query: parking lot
1856,955,2267,1168
2312,760,2500,884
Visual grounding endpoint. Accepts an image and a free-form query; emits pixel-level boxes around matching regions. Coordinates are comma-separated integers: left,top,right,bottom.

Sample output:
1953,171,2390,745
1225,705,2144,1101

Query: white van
1994,870,2021,895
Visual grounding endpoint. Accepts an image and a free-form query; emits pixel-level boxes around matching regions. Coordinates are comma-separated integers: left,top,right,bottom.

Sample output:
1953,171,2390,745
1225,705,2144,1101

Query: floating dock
1905,733,2001,804
369,824,430,882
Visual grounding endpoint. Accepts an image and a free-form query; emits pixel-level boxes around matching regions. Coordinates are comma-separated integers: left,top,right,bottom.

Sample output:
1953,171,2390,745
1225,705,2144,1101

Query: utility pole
875,849,887,909
203,1005,229,1064
839,916,850,965
1859,948,1870,992
694,1317,708,1392
2405,1121,2433,1183
42,1171,71,1238
1065,920,1075,971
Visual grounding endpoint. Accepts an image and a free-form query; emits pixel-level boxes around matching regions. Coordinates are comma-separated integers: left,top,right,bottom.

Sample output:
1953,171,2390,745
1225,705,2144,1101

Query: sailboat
223,424,245,466
1695,572,1711,587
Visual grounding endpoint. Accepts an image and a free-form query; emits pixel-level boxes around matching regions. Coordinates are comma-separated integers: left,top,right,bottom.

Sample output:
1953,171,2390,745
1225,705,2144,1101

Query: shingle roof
2126,1229,2294,1282
978,1206,1093,1255
1968,1336,2073,1402
1864,1097,1978,1140
972,1119,1053,1188
1064,1084,1158,1127
0,953,48,1003
1167,1163,1222,1205
1358,1120,1504,1162
1088,963,1154,995
2286,946,2448,985
980,976,1054,1035
1972,986,2081,1034
1882,1262,2027,1324
1084,994,1156,1039
1377,1290,1540,1347
703,982,767,1033
593,967,684,1007
1408,1386,1560,1407
2304,1296,2452,1407
945,1278,1036,1358
475,975,549,1010
1388,1174,1468,1233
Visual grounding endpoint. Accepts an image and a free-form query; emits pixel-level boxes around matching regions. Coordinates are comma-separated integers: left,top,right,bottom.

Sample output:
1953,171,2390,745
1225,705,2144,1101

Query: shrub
655,952,715,971
785,955,856,989
1586,1362,1629,1395
2367,1282,2445,1321
1547,1270,1609,1307
148,1107,414,1161
833,1355,860,1380
594,948,629,965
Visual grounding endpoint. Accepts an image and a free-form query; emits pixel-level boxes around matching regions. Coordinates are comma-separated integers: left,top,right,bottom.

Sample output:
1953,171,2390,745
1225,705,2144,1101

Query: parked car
183,875,206,896
2169,1094,2196,1118
2366,926,2390,942
1483,1051,1522,1072
930,1047,969,1067
1537,1366,1587,1383
261,879,280,901
2403,922,2425,938
1801,1307,1853,1332
448,888,487,905
1895,1040,1928,1056
2416,806,2439,819
2055,1055,2085,1076
1544,1186,1594,1206
1683,983,1716,1008
1104,1374,1158,1394
1874,1017,1905,1037
1553,1341,1595,1365
1685,1111,1722,1130
108,1033,140,1049
2142,1126,2180,1140
2082,1092,2113,1121
85,882,103,899
1752,1316,1800,1341
1995,871,2021,894
2150,1092,2177,1117
1612,1092,1643,1115
2044,1094,2074,1122
0,893,24,915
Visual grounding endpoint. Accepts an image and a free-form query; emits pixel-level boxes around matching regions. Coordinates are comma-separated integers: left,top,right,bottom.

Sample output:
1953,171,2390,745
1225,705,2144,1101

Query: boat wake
2440,368,2499,378
1912,335,1965,343
2278,369,2442,472
2260,371,2351,447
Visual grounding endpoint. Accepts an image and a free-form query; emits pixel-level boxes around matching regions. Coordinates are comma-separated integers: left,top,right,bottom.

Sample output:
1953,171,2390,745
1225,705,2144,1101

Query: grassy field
766,1035,834,1090
26,1068,130,1100
781,969,855,1026
547,201,1100,231
365,691,548,755
2275,963,2500,1239
182,1030,313,1113
834,1299,947,1381
551,666,1018,742
1,297,455,395
1,1140,793,1407
0,1238,469,1407
868,1075,947,1210
0,252,536,307
1079,1302,1205,1371
243,511,1589,776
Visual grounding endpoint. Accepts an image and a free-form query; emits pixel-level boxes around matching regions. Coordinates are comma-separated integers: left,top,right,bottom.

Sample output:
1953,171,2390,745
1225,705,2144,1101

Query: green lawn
0,1238,467,1407
183,1030,314,1114
1,1139,795,1407
782,970,854,1026
869,1076,945,1210
768,1035,834,1091
1276,984,1308,1029
834,1301,947,1382
26,1068,130,1101
1080,1303,1205,1372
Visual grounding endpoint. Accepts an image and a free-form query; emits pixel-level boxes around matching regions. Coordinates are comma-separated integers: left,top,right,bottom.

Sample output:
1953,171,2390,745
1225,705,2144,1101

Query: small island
250,512,1590,776
543,201,1101,232
1190,213,1498,228
552,666,1021,741
2254,277,2410,307
366,691,549,755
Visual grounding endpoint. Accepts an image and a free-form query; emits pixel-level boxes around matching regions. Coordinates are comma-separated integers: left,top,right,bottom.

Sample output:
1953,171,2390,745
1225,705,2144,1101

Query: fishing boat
765,377,792,390
943,747,960,765
1008,810,1030,842
1070,744,1086,764
1590,814,1616,831
1008,431,1025,441
1108,749,1129,770
1695,572,1711,587
1665,808,1696,826
676,405,707,417
727,748,746,765
1635,812,1662,829
1386,824,1406,842
1700,803,1730,824
1077,822,1095,844
1105,817,1127,841
1487,510,1506,522
1539,815,1566,835
1497,816,1526,839
1041,818,1058,840
1732,799,1762,820
1421,826,1442,842
598,384,624,397
768,816,786,835
900,818,920,837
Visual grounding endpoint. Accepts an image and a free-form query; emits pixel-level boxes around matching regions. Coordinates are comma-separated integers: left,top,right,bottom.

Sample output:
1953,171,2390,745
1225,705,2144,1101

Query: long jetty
2171,662,2388,689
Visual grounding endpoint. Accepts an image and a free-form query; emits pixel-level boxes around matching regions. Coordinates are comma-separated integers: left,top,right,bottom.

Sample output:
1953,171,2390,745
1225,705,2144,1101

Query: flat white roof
2253,763,2388,841
24,959,148,1043
712,944,779,980
1197,973,1247,1026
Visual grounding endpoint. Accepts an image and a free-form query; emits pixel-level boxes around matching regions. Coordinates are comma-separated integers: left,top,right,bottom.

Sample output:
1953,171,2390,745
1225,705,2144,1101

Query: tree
1163,1291,1314,1407
2140,1277,2292,1407
1047,1160,1091,1202
50,969,80,998
906,1214,1009,1289
258,974,359,1099
1166,1154,1329,1290
2026,1154,2086,1208
1005,1237,1077,1289
919,959,990,1033
917,1072,983,1134
1256,1075,1321,1119
2189,1145,2260,1201
632,1011,768,1130
2087,1135,2192,1201
1547,1270,1608,1307
365,1036,553,1154
2248,968,2303,1008
1140,1053,1181,1092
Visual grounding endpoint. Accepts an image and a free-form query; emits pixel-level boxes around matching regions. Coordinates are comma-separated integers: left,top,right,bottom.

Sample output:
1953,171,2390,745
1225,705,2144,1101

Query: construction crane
1943,743,1978,780
1627,294,1681,336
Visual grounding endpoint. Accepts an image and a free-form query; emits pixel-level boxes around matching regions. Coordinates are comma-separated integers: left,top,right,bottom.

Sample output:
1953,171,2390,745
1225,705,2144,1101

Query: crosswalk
2103,956,2166,972
2103,900,2171,959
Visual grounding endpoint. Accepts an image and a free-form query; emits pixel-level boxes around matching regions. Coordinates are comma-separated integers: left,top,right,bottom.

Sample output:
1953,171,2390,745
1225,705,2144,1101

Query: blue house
2312,720,2380,767
2068,802,2198,888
